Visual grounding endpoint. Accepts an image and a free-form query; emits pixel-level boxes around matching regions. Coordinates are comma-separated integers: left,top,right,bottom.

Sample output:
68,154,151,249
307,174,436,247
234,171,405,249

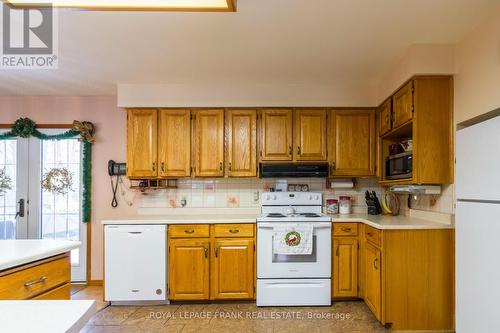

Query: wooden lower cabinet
168,238,210,301
168,224,255,301
333,238,358,298
332,223,454,331
364,242,382,321
212,238,254,299
0,253,71,300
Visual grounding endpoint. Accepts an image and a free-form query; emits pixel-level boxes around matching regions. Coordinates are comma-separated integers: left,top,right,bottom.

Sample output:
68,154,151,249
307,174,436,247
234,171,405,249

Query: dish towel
273,223,313,255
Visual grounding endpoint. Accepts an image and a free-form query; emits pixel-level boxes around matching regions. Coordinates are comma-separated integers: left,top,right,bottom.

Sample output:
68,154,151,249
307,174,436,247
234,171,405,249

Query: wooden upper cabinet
333,238,358,298
126,109,158,178
294,109,327,161
226,110,257,177
168,238,210,301
194,109,225,177
330,109,375,176
158,109,191,178
365,242,382,322
260,109,293,161
379,99,392,136
392,81,413,128
212,238,254,300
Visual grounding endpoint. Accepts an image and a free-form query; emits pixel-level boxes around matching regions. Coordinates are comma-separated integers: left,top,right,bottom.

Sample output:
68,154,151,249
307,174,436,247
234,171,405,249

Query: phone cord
110,176,119,208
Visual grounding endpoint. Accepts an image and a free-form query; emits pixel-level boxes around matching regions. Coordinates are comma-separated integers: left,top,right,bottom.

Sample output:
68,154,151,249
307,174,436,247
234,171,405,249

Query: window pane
0,140,17,240
40,138,81,266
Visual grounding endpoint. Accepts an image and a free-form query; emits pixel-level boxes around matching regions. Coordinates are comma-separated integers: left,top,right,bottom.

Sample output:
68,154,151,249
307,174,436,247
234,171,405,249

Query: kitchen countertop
102,214,260,225
330,213,454,230
102,213,452,230
0,300,95,333
0,240,81,271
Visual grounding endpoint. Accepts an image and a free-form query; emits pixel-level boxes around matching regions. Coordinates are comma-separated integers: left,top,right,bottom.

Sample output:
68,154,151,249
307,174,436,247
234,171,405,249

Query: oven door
257,222,331,279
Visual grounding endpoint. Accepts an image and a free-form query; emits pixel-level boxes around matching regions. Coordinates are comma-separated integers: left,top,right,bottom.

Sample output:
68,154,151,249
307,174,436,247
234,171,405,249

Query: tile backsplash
118,176,454,217
132,177,384,215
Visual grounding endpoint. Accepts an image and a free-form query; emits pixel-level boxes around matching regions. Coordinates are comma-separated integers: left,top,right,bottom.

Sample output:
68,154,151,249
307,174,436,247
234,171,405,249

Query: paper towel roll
330,178,354,189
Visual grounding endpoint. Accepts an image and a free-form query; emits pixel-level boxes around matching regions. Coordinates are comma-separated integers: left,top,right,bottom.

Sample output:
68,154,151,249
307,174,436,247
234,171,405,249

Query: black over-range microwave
386,151,413,180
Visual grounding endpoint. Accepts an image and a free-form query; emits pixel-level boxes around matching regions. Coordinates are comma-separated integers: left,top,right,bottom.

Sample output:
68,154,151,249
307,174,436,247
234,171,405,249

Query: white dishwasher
104,224,167,302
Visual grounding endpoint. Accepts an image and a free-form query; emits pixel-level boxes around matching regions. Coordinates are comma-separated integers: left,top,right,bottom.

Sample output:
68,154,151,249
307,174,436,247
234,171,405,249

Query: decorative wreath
0,168,12,195
285,231,302,246
41,167,74,195
11,118,37,138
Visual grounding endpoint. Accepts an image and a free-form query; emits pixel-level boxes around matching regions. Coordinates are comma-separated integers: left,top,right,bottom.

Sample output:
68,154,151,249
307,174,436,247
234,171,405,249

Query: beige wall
375,43,456,104
0,96,136,280
454,8,500,124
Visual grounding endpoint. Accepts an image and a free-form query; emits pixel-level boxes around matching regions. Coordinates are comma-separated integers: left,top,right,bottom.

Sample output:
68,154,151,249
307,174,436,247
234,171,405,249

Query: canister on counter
326,199,339,214
339,196,352,214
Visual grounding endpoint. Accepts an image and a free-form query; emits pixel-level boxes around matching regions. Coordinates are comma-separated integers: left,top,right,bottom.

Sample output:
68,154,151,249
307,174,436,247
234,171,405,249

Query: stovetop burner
267,213,286,218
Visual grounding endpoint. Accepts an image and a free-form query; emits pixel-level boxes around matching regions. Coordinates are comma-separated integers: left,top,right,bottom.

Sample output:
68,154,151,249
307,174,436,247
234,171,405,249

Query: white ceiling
0,0,497,96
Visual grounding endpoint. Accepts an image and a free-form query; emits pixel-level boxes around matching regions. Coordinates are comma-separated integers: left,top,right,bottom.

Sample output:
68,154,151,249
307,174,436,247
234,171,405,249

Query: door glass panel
0,140,17,240
40,139,82,265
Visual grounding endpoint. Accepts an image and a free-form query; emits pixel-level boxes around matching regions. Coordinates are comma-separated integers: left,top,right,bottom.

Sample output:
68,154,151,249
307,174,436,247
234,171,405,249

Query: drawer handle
184,229,195,234
374,258,379,270
215,246,219,257
341,227,352,232
24,276,47,287
204,247,209,258
367,232,374,237
128,231,142,235
228,229,239,234
335,246,339,257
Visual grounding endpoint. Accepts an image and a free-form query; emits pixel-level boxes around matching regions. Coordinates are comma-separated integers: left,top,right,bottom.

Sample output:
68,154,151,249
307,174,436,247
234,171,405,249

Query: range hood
389,185,441,195
260,163,329,178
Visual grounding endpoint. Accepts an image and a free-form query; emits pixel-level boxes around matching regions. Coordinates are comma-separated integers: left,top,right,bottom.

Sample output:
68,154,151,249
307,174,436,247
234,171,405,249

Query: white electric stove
256,192,332,306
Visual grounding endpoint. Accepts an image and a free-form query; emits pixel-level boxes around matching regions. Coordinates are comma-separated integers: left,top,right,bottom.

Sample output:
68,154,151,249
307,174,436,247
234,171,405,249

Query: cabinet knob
204,247,209,258
341,227,351,232
161,162,165,172
228,162,232,171
219,162,223,171
367,232,373,237
331,162,336,171
335,246,339,257
289,146,292,155
229,229,239,234
215,246,219,257
184,229,195,234
152,162,156,172
374,257,379,270
297,146,301,155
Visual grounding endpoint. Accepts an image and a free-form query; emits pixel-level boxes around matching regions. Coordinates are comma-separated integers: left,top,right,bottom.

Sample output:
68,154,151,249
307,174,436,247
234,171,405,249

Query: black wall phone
108,160,126,176
108,160,126,207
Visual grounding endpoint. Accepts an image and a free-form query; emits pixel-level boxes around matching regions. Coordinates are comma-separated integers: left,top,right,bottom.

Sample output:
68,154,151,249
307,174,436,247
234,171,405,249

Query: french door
0,130,87,281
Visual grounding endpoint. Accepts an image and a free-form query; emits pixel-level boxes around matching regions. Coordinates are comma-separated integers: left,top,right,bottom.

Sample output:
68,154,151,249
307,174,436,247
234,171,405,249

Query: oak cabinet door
126,109,158,178
168,238,210,300
294,109,327,161
392,81,413,128
212,239,254,300
364,242,382,321
158,109,191,177
379,99,392,136
333,238,358,298
260,109,293,161
330,110,375,176
194,110,224,177
226,110,257,177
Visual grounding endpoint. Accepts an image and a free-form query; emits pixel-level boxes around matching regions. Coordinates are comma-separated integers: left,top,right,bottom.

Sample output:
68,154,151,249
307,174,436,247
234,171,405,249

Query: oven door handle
257,223,332,229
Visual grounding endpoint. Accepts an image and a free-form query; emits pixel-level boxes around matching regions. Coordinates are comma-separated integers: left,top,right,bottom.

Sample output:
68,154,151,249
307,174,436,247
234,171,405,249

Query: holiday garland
0,118,94,223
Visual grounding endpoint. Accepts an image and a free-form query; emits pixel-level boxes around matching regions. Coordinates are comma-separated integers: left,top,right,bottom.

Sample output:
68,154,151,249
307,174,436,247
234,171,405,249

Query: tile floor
73,286,389,333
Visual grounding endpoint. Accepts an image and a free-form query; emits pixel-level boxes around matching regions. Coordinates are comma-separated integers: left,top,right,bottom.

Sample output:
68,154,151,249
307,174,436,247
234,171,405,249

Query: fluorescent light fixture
4,0,237,11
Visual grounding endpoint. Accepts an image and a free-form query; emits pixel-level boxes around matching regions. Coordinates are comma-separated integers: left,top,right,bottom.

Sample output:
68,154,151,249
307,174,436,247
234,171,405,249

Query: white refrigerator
456,115,500,333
